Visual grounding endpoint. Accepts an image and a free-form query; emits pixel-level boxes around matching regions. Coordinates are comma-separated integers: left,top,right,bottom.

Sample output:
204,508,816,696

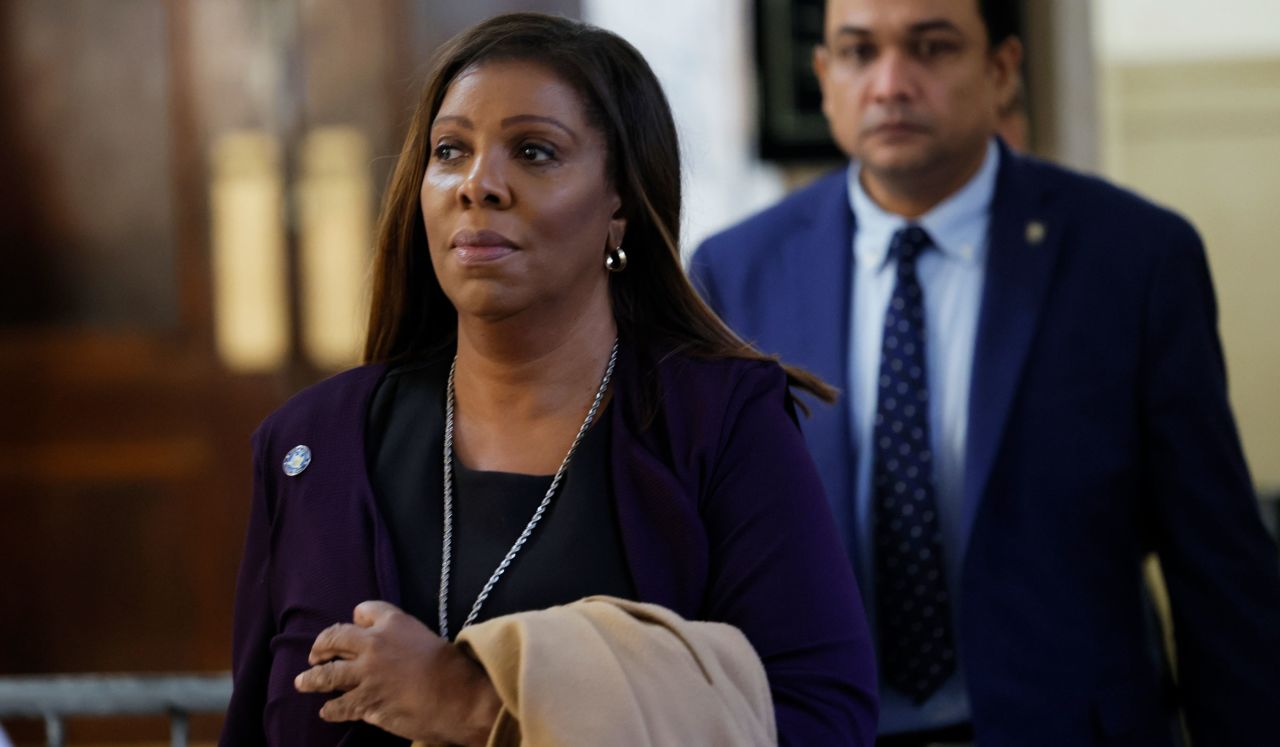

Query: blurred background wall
0,1,1275,743
1093,0,1280,490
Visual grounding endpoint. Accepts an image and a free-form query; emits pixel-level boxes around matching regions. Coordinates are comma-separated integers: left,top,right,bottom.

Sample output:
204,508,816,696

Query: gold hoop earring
605,244,627,273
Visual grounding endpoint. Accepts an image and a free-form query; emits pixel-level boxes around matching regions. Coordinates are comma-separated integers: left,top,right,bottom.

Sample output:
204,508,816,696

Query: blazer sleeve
1139,221,1280,742
219,429,276,747
698,362,878,746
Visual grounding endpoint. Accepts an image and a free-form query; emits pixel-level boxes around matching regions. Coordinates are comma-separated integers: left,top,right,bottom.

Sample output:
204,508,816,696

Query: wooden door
0,1,577,742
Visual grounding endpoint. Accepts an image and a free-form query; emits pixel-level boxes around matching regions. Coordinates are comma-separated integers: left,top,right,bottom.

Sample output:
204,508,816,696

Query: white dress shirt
848,139,999,734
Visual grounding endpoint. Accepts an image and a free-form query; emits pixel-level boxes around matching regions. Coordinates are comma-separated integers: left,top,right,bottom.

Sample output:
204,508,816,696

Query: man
690,0,1280,744
994,80,1027,153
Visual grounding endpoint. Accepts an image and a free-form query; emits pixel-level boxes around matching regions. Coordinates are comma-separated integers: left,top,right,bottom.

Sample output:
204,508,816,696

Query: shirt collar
847,138,1000,270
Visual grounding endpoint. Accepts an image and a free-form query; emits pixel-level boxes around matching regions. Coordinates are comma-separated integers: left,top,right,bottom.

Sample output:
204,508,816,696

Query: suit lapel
789,173,859,553
793,172,856,393
963,147,1063,540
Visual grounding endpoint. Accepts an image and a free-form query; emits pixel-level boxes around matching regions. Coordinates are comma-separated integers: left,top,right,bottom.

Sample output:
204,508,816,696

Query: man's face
814,0,1020,183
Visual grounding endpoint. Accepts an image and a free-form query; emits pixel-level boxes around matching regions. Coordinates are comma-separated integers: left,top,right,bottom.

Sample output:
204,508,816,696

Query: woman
222,12,876,746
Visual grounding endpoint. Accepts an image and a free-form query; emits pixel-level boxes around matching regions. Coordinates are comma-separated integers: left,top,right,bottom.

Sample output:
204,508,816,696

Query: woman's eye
433,143,461,161
518,143,555,162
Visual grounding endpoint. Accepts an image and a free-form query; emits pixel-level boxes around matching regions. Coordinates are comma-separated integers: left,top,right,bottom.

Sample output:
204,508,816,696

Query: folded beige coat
416,595,777,747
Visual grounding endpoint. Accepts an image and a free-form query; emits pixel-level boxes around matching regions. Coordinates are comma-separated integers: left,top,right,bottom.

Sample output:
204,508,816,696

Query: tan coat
417,596,776,747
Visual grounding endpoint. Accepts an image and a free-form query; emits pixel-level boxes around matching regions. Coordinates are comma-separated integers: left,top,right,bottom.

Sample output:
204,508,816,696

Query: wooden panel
0,342,282,674
0,2,590,743
0,0,178,329
0,5,291,744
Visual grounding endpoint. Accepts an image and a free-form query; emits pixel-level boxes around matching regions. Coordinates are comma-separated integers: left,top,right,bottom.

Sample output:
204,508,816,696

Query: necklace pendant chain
438,338,620,640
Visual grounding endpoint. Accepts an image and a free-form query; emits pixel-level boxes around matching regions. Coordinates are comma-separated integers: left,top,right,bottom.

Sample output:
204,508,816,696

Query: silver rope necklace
438,338,619,640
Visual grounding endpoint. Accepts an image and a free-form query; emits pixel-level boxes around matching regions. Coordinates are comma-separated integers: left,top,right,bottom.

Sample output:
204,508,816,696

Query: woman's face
421,59,624,324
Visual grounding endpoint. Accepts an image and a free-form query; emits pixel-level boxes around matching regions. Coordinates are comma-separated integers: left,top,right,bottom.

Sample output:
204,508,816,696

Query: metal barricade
0,674,231,747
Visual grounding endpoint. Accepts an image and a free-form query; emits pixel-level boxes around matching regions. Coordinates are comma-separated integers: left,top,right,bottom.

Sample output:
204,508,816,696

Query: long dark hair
364,12,835,408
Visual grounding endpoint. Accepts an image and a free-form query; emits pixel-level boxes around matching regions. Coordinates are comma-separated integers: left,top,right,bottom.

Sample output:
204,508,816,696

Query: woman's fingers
353,599,401,627
316,687,370,723
296,601,486,741
295,658,360,694
308,622,363,665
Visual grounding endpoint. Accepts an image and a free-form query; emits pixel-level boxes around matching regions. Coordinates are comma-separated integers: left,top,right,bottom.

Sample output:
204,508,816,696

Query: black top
366,357,636,637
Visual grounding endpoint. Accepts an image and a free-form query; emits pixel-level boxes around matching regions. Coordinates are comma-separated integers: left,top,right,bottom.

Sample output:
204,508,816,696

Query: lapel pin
1025,220,1046,246
283,445,312,477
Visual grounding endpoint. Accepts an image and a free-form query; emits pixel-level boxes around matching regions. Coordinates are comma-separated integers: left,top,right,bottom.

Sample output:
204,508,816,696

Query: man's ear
813,45,833,121
989,37,1024,104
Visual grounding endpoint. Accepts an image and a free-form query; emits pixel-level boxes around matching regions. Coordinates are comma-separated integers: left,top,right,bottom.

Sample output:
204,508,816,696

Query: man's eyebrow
501,114,579,143
908,19,964,35
831,25,871,38
830,18,964,38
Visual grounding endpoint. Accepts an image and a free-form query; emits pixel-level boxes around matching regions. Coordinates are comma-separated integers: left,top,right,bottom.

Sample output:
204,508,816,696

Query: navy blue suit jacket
690,145,1280,745
221,343,878,746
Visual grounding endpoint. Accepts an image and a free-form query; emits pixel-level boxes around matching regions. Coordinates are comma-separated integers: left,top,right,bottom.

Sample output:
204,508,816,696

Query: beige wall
1099,58,1280,488
1094,0,1280,63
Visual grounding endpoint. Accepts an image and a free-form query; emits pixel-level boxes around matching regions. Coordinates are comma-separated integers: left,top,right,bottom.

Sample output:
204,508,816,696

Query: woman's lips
453,244,516,264
451,230,518,264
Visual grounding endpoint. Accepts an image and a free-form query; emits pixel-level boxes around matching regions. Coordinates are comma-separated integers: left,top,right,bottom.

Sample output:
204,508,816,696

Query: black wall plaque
754,0,843,162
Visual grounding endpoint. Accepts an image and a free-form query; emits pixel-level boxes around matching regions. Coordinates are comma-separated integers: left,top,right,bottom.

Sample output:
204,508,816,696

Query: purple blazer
221,343,878,746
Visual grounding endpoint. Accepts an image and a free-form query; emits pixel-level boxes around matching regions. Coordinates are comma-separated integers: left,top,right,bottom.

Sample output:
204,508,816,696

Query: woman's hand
294,600,501,746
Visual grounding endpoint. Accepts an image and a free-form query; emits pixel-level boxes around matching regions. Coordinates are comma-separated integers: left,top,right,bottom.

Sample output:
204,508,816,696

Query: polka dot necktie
872,225,957,704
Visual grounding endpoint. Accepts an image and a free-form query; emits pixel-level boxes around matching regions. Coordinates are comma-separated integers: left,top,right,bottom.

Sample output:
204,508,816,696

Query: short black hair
821,1,1022,48
980,0,1022,47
